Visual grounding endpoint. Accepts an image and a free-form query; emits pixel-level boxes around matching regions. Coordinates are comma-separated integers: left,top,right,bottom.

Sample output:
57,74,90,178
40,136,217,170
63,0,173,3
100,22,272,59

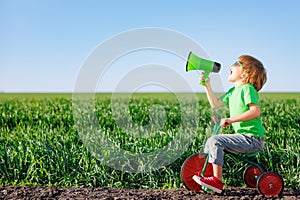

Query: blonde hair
239,55,267,91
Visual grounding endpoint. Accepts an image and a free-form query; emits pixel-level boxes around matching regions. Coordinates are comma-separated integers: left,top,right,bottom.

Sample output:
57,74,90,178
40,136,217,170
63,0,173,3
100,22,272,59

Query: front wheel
180,153,213,192
257,171,284,197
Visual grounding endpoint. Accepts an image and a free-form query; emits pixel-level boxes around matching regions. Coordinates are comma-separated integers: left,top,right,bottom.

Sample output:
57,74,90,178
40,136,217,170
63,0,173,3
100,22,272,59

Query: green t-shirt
221,84,264,138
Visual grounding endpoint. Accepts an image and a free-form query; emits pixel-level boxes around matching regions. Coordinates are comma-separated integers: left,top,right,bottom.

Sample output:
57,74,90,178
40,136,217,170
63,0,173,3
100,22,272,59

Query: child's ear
241,72,248,80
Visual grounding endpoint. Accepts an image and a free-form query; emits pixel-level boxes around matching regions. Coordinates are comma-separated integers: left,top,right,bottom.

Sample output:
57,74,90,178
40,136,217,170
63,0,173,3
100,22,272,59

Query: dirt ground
0,186,299,200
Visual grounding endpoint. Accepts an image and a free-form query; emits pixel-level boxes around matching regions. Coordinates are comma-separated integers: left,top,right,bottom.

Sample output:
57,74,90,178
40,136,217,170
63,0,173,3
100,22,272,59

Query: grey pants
204,134,265,166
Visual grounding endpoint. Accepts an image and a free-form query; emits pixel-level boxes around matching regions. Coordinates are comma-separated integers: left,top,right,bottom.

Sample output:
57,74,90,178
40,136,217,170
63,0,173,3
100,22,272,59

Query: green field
1,92,300,99
0,93,299,189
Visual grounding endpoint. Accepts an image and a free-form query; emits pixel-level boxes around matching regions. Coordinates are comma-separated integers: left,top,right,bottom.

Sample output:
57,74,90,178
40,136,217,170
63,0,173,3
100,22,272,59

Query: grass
1,92,300,99
0,92,299,189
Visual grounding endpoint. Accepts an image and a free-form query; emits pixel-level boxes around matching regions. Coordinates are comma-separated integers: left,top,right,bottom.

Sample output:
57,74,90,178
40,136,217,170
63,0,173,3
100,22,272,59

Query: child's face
228,60,244,83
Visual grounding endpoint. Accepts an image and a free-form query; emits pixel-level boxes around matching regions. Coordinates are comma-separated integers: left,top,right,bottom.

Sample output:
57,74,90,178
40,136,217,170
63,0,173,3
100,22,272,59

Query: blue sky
1,0,300,93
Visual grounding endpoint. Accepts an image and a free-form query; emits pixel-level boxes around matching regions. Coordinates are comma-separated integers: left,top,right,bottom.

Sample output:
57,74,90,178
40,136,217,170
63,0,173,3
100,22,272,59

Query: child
192,55,267,193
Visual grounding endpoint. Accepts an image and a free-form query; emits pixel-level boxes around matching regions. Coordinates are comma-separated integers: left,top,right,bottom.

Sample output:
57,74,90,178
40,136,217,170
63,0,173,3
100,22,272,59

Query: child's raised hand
199,72,210,85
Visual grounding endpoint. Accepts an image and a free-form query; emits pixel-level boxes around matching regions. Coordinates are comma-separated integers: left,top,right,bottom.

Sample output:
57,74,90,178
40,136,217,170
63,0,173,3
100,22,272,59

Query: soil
0,186,299,200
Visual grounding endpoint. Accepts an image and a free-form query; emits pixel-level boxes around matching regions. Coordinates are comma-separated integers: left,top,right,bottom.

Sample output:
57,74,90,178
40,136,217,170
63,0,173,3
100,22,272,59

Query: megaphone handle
200,81,205,86
199,72,209,86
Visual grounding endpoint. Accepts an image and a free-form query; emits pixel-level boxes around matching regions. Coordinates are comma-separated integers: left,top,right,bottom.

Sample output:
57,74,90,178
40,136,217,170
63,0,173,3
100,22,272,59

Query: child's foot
192,175,202,185
199,176,224,193
192,175,212,192
192,175,223,193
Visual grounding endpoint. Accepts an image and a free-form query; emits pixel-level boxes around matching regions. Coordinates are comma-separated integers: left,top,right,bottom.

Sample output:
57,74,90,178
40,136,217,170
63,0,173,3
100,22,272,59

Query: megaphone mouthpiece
212,62,221,73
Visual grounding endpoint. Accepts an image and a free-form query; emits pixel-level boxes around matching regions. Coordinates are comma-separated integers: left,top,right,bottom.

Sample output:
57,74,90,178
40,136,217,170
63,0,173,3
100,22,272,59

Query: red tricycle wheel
243,165,266,188
180,153,213,192
257,171,284,197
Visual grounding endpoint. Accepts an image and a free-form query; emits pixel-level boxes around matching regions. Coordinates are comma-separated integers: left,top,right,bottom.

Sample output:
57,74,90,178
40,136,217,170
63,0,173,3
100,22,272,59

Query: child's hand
220,118,233,128
199,72,210,85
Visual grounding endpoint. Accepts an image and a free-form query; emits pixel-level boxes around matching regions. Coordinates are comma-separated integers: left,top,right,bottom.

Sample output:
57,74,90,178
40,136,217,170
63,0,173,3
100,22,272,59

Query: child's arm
220,104,260,128
199,73,224,108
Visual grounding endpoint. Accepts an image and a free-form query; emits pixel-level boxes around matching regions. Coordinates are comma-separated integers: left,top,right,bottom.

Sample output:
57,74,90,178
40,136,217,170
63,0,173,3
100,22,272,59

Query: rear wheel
180,153,213,192
257,171,284,197
243,165,266,188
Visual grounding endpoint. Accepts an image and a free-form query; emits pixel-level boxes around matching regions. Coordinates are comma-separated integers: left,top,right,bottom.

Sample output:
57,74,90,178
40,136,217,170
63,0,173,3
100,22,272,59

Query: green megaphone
186,52,221,86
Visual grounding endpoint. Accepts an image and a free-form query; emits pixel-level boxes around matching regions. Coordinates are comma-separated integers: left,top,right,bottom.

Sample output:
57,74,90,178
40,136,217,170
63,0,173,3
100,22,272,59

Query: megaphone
186,52,221,86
